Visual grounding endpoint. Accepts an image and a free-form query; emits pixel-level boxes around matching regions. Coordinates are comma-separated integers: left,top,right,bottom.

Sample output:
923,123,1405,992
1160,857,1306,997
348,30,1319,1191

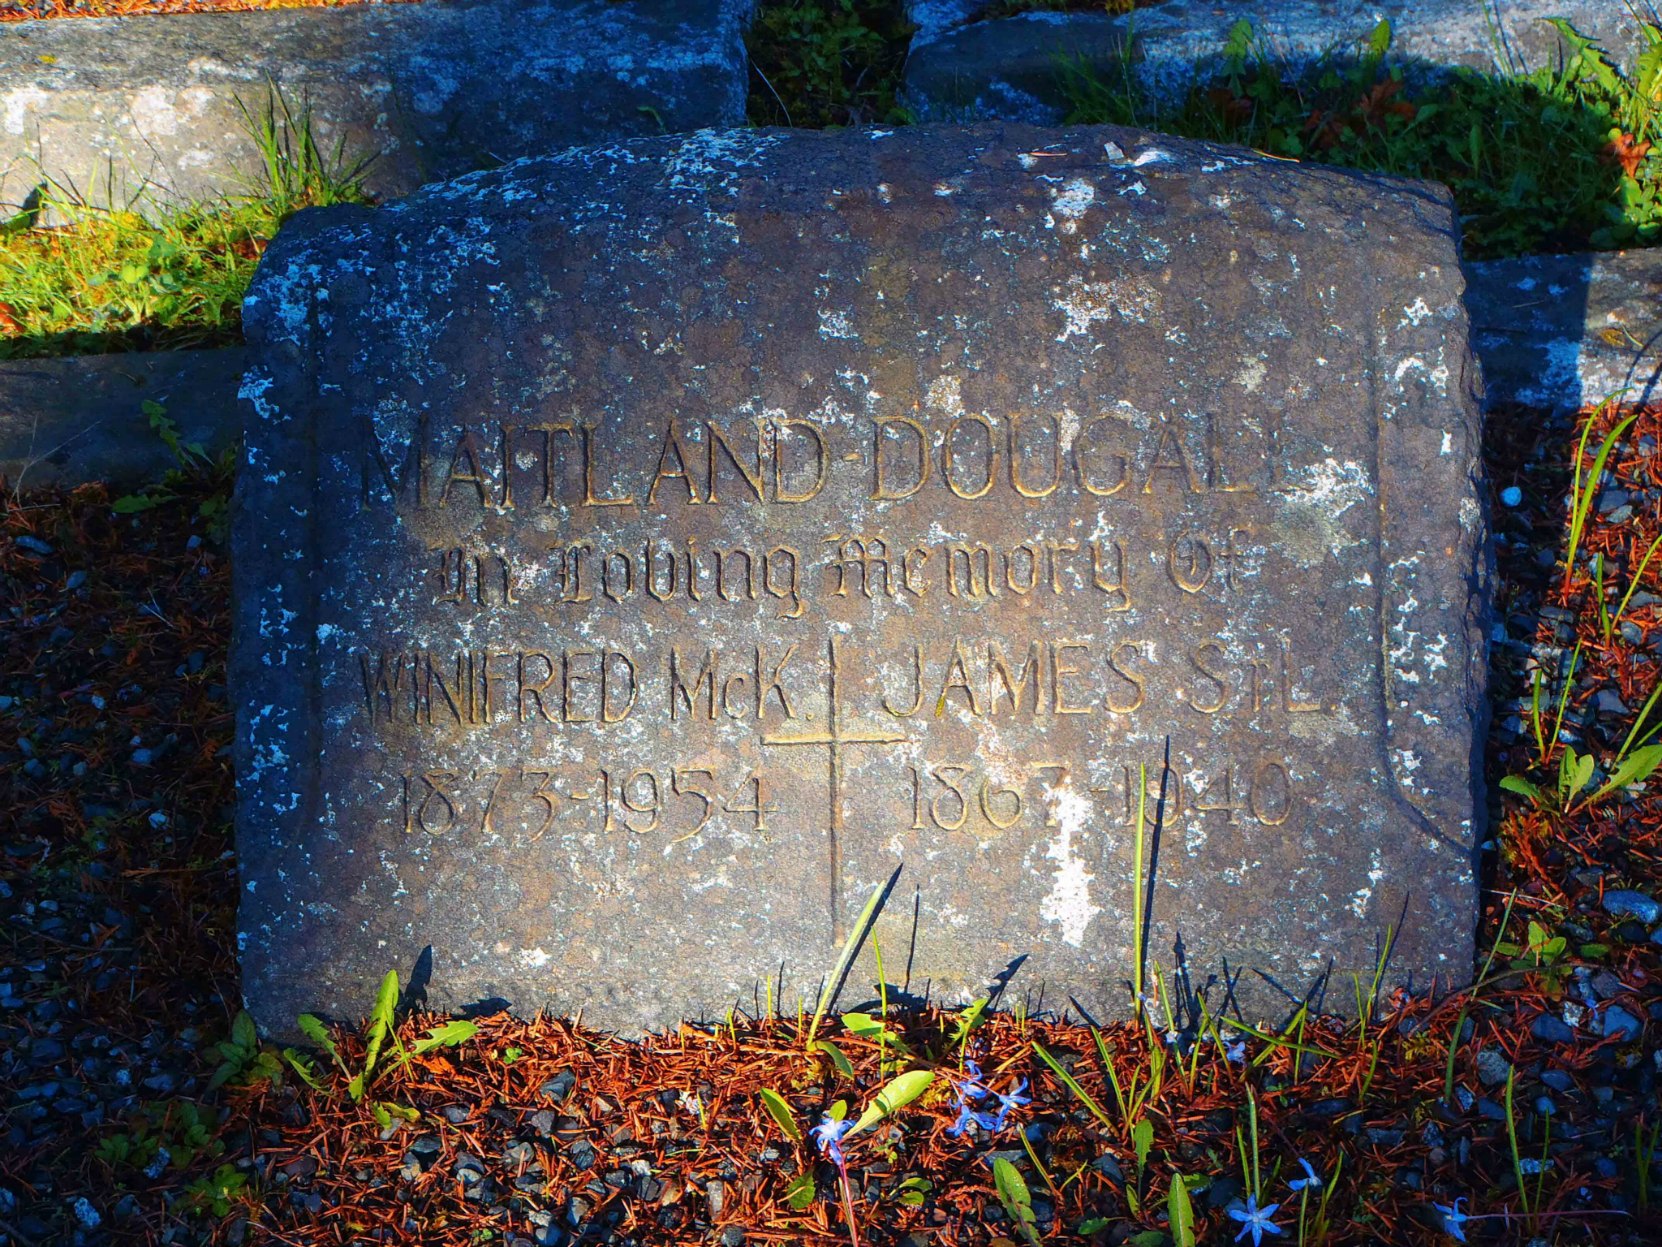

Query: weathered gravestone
233,125,1489,1033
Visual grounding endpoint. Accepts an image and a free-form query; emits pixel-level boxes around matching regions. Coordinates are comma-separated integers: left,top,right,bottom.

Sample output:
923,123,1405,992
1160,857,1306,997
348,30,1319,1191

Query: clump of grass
1063,17,1662,258
746,0,915,128
0,86,374,359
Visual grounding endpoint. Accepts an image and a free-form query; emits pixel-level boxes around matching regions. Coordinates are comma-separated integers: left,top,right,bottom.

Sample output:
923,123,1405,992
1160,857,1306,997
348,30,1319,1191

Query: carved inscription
364,412,1294,512
349,400,1356,946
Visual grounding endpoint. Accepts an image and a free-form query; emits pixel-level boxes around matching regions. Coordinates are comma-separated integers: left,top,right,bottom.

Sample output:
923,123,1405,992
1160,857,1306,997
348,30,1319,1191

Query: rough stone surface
0,348,246,489
1465,250,1662,410
904,0,1649,123
0,0,752,216
233,124,1488,1035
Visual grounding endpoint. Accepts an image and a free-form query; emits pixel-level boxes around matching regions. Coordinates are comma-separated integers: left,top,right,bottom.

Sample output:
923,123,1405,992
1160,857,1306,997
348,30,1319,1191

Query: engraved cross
761,634,908,941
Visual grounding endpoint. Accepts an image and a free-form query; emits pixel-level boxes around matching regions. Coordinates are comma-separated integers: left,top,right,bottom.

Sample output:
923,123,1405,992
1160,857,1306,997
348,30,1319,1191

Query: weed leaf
410,1019,478,1057
784,1171,816,1210
992,1157,1042,1246
813,1039,856,1079
296,1013,346,1075
362,969,401,1086
1168,1173,1196,1247
1132,1116,1154,1171
851,1069,934,1135
1594,742,1662,800
759,1089,804,1144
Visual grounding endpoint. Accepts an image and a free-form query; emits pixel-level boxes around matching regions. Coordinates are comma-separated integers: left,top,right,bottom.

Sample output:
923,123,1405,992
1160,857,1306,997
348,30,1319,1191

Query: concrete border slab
1,0,754,215
0,347,245,489
904,0,1646,123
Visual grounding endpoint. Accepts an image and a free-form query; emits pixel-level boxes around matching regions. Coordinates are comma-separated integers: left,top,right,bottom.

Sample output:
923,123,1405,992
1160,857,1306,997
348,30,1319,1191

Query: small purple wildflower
1228,1194,1283,1246
1224,1037,1247,1063
948,1065,1028,1137
990,1078,1031,1129
811,1114,854,1166
947,1100,994,1138
1289,1158,1321,1192
1432,1197,1469,1243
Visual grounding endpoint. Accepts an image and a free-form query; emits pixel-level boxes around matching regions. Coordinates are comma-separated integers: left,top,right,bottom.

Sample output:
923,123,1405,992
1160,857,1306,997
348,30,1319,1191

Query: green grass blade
1033,1040,1113,1128
806,866,898,1047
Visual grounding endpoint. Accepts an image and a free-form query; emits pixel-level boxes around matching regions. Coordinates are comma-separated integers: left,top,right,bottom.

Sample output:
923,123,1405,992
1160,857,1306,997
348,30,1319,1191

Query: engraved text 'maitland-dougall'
360,412,1301,511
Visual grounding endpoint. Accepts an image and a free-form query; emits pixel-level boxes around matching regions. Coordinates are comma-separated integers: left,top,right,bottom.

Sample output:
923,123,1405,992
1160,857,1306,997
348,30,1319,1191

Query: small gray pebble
1600,1006,1642,1041
1593,969,1627,999
1594,690,1628,716
1474,1047,1512,1087
1531,1015,1577,1044
408,1134,441,1159
1603,890,1661,923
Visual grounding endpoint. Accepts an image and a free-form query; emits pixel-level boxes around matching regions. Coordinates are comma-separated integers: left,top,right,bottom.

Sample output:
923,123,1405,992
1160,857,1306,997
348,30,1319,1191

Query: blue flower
960,1059,988,1098
1224,1038,1247,1063
1289,1158,1321,1192
811,1114,854,1166
947,1100,986,1138
990,1078,1031,1129
1432,1197,1469,1243
1228,1194,1283,1245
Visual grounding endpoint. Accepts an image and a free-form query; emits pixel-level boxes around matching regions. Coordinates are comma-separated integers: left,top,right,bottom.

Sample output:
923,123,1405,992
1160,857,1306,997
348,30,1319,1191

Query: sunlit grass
0,87,373,358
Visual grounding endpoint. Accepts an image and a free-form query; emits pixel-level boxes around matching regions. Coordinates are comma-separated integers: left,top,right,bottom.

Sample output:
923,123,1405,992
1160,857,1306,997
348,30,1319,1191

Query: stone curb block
1465,251,1662,410
4,249,1658,489
903,0,1645,124
0,347,246,490
1,0,753,215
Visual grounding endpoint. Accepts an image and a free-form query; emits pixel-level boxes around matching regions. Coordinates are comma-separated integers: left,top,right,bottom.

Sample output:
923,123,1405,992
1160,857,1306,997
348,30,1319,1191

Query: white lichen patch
1349,848,1386,918
818,307,858,340
1272,458,1371,564
925,374,963,415
1046,177,1094,234
1399,297,1432,327
1052,275,1159,342
1391,354,1451,394
1234,356,1266,393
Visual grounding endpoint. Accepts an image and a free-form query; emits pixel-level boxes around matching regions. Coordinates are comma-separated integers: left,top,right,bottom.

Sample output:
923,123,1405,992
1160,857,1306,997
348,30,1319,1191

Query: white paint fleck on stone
1037,783,1100,947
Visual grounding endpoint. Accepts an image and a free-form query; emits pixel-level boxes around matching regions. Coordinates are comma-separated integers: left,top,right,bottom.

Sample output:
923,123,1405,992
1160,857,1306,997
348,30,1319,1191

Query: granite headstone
232,125,1489,1032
